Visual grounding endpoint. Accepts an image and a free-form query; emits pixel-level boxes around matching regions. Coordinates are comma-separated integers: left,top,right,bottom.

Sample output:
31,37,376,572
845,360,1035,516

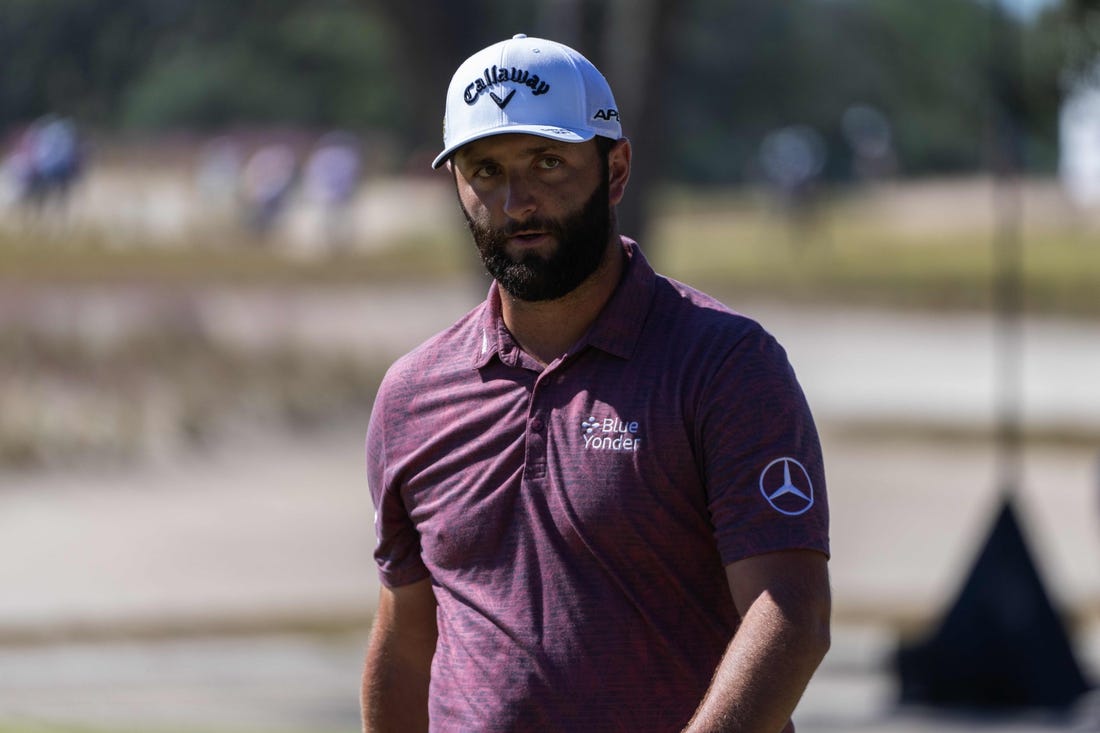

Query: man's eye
474,165,499,178
538,158,562,170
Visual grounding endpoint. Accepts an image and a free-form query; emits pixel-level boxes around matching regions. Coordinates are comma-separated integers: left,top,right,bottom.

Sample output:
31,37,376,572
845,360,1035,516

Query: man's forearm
361,582,438,733
682,591,830,733
361,627,434,733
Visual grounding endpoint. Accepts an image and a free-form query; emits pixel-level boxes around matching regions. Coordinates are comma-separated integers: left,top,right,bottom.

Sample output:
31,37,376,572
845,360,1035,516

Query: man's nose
502,174,537,221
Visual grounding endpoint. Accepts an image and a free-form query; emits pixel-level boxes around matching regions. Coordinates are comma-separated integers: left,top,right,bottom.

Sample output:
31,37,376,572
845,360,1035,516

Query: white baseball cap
432,34,622,169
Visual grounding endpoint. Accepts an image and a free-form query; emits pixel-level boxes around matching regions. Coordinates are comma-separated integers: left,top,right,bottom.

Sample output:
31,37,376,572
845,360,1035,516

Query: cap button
512,33,527,39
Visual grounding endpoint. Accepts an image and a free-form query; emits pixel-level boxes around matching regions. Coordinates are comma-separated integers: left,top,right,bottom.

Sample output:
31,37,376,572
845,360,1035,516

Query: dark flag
896,498,1091,709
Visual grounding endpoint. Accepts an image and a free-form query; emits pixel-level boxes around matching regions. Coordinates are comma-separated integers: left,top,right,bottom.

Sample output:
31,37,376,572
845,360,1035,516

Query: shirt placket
522,358,568,485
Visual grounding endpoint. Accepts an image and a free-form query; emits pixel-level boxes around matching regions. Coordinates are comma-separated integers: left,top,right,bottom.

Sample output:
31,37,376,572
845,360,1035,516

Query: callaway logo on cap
432,34,622,169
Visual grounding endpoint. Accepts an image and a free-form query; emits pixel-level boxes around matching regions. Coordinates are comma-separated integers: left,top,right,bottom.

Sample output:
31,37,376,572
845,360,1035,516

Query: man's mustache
500,218,558,237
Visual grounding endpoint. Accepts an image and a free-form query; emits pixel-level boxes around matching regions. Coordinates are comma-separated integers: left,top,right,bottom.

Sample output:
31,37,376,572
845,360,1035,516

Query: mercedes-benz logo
759,457,814,516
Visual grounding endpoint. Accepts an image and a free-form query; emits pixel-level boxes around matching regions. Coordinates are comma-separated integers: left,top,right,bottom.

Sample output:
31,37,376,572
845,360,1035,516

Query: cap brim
431,125,594,169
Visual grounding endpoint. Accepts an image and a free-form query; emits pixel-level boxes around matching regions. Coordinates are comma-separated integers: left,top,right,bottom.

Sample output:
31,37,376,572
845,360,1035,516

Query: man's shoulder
380,299,487,389
649,273,768,346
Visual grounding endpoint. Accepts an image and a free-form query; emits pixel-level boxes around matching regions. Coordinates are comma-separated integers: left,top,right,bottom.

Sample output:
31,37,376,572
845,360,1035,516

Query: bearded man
362,34,831,733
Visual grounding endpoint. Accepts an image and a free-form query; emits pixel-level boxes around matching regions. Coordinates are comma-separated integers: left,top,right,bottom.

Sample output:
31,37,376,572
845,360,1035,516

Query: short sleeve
698,325,830,565
366,371,432,588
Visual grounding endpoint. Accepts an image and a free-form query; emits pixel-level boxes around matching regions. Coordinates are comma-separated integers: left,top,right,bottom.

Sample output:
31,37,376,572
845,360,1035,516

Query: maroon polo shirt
366,238,828,732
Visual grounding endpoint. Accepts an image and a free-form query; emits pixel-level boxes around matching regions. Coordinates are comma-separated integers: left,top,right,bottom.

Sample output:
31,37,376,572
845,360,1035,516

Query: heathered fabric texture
366,238,829,732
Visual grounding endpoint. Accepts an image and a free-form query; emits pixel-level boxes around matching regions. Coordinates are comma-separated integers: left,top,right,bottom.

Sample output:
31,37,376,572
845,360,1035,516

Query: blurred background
1,0,1100,731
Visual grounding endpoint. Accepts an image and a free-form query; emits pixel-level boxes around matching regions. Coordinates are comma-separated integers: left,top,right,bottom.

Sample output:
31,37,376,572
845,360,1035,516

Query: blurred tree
0,0,161,126
0,0,1071,181
856,0,995,175
121,1,400,131
370,0,486,159
600,0,682,243
1060,0,1100,78
663,0,1037,183
1017,3,1069,170
0,0,402,134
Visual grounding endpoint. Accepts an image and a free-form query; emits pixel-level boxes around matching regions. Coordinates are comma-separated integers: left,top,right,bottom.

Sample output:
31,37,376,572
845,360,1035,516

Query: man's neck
500,237,625,367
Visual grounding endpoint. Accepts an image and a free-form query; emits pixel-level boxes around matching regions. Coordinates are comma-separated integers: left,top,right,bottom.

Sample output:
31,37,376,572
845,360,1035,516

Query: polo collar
470,237,657,368
580,237,655,360
471,281,514,368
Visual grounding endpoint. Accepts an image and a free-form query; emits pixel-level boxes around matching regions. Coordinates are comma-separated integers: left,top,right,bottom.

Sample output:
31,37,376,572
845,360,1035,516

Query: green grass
4,185,1097,317
0,227,474,287
650,187,1100,317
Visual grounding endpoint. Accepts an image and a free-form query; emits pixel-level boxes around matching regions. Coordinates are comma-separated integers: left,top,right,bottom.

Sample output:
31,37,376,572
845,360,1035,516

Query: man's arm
683,550,831,733
361,578,438,733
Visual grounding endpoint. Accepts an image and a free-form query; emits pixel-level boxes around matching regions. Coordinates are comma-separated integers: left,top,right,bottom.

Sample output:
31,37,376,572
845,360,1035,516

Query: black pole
989,1,1025,500
894,4,1092,710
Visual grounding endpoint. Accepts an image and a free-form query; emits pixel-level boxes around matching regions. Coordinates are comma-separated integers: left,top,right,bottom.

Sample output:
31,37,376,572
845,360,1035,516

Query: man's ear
608,138,632,207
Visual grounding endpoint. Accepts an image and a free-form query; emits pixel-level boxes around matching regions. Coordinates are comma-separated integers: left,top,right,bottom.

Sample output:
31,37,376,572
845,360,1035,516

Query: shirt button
530,418,544,432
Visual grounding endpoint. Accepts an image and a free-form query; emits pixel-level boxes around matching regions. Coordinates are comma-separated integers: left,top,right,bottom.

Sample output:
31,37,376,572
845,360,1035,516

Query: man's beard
461,175,612,302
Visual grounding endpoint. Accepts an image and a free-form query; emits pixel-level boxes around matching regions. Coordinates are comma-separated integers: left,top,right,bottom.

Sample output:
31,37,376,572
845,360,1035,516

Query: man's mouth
508,230,549,244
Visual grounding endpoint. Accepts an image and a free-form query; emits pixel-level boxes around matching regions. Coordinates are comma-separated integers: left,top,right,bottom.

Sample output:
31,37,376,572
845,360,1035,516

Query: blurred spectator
303,131,362,254
196,136,243,202
758,124,827,248
841,104,897,182
195,136,244,231
240,143,298,239
1,114,84,220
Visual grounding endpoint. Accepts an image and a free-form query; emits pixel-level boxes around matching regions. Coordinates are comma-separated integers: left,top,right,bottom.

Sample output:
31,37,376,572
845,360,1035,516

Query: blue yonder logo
581,414,641,452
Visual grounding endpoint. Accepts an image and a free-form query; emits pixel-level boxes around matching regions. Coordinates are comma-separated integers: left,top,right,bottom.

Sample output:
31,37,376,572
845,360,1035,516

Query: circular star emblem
759,457,814,516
